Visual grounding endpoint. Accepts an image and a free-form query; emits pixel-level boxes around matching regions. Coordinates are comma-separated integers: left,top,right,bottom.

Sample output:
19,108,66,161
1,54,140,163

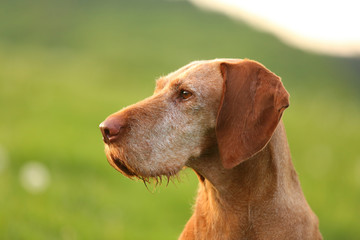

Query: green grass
0,0,359,239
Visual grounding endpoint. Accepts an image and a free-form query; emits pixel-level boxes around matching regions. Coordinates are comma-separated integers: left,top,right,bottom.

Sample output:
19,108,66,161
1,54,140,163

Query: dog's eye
180,90,192,100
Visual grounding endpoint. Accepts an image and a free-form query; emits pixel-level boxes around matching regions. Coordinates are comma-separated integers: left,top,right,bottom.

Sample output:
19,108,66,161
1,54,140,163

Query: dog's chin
104,145,184,183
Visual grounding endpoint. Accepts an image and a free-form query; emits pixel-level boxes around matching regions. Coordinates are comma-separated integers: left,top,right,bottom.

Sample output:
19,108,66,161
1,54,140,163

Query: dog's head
100,59,289,181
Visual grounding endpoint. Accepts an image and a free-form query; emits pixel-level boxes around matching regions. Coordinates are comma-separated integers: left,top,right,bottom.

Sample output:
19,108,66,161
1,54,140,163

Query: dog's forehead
155,59,242,91
165,58,241,82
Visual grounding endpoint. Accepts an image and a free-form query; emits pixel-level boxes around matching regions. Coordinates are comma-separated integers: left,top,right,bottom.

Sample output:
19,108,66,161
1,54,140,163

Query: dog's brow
156,77,165,85
155,77,169,90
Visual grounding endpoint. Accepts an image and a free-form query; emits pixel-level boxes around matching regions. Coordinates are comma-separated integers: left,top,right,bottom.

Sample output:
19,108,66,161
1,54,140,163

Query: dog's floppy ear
216,59,289,169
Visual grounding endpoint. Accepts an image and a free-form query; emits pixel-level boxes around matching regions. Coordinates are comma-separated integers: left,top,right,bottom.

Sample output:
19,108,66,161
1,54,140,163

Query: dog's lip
108,155,136,177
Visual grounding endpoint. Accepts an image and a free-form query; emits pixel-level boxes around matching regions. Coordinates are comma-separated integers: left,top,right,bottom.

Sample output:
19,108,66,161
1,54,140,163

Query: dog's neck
190,121,298,201
185,121,305,238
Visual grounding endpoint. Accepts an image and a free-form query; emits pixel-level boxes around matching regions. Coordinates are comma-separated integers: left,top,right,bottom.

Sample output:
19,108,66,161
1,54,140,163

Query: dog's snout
99,116,124,144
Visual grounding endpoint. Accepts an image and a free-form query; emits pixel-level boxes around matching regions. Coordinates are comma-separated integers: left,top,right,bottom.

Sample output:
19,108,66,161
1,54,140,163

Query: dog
100,59,322,239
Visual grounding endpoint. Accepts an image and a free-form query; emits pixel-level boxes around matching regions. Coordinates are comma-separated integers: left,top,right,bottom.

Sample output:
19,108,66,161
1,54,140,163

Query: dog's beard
104,144,181,187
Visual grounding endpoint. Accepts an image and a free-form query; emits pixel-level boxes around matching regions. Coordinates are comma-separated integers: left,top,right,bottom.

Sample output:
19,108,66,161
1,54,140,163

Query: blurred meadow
0,0,359,239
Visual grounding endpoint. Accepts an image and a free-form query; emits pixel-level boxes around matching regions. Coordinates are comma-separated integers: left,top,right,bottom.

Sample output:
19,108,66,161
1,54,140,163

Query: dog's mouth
106,149,137,178
104,145,182,186
112,157,137,177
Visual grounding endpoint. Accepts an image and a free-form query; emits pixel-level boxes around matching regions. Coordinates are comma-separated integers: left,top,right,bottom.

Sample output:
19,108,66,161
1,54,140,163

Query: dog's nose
99,116,124,144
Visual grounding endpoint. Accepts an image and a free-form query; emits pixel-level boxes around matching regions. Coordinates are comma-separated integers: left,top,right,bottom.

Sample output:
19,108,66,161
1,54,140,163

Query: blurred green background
0,0,359,239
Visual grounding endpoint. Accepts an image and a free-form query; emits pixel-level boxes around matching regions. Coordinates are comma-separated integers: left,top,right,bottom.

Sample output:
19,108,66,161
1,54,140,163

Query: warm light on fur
100,59,322,240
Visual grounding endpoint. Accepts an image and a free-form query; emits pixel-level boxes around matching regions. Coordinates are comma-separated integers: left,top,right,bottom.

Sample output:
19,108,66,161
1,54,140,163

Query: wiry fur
103,60,227,180
100,59,322,240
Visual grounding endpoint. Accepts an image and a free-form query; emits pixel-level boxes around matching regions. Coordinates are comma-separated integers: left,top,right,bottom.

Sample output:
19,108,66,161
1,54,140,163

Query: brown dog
100,59,322,240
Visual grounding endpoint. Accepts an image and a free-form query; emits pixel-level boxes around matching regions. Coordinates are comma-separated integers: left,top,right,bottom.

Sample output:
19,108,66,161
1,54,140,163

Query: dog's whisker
165,175,171,187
